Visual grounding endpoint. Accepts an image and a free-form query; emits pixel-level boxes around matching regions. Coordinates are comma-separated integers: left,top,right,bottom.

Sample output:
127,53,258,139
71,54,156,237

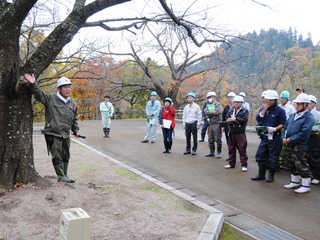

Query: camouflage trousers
284,144,311,178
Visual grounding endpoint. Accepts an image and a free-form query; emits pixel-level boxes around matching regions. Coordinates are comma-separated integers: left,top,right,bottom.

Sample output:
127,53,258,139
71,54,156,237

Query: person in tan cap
296,88,305,95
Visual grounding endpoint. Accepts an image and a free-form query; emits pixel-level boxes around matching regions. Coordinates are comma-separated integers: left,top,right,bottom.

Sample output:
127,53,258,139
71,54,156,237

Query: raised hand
24,73,36,84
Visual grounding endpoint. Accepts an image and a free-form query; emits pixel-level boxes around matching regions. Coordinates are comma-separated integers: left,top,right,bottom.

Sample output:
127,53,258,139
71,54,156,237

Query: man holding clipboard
159,98,176,153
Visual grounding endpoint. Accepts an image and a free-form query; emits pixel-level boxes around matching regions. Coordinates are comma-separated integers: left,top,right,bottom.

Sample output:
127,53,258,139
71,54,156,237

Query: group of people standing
238,88,319,194
139,90,248,162
140,88,320,194
24,72,319,195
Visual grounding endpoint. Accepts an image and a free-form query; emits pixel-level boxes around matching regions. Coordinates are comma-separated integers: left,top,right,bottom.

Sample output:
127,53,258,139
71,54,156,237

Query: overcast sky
215,0,319,43
66,0,319,62
95,0,319,42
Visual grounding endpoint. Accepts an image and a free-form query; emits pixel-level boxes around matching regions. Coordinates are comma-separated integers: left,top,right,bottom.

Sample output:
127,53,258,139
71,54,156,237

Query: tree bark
0,0,51,189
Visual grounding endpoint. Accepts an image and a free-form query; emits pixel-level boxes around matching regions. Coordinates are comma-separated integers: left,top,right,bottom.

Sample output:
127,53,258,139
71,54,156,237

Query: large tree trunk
0,1,51,189
0,84,51,189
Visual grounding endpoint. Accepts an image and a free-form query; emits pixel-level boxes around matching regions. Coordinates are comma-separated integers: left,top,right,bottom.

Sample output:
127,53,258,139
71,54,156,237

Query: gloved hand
267,127,276,133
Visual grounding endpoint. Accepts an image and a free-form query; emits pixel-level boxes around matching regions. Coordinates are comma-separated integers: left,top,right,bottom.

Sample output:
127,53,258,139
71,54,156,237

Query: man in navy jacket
251,90,286,182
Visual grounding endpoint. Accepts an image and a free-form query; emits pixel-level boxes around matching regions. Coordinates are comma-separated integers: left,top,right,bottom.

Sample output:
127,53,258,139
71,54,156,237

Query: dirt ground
0,135,209,240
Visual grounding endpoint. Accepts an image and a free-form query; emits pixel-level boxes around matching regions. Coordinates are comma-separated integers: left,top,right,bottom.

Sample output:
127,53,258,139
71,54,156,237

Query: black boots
103,128,110,138
205,146,215,157
163,142,169,153
163,142,172,153
252,165,275,182
199,134,205,142
251,165,266,180
217,146,222,158
266,169,275,182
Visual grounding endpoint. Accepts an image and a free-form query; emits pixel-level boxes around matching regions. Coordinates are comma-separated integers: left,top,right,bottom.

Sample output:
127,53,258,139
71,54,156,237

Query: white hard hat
261,91,267,98
57,77,72,88
239,92,246,97
227,92,236,98
207,92,216,98
264,90,278,100
293,93,310,103
233,96,244,102
309,95,317,104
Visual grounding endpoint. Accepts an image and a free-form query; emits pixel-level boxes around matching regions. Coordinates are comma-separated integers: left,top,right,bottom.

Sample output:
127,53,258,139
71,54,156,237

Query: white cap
57,77,72,88
227,92,236,98
233,96,244,102
293,93,310,103
309,95,317,104
207,92,216,98
239,92,246,97
264,90,278,100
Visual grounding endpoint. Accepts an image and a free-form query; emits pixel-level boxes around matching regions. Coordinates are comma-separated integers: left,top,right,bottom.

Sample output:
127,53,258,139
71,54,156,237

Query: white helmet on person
57,77,72,88
239,92,246,97
309,95,317,104
232,96,244,102
293,93,310,103
227,92,236,98
207,92,216,98
264,90,278,100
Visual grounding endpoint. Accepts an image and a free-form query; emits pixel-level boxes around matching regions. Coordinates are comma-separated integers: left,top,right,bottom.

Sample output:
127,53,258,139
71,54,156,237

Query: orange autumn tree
71,57,124,120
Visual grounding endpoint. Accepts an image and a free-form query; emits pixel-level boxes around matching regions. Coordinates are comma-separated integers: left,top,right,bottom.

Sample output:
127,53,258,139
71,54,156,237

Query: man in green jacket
24,73,81,183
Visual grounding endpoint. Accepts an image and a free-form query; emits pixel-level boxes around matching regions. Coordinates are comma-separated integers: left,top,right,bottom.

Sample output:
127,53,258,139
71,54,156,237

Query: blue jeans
144,122,158,141
162,128,173,142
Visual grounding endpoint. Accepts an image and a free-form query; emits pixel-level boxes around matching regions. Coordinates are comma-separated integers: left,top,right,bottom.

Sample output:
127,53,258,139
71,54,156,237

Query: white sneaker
224,165,233,169
241,167,247,172
311,179,320,185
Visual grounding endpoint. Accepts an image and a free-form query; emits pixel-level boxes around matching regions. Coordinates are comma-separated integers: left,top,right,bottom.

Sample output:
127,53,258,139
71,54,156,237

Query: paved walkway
34,120,320,240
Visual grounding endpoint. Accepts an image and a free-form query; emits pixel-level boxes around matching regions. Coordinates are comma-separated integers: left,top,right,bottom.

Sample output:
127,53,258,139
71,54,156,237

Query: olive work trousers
45,135,70,165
